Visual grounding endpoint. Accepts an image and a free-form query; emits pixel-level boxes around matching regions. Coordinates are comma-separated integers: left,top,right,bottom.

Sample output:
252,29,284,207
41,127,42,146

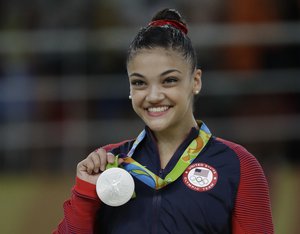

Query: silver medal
96,167,135,207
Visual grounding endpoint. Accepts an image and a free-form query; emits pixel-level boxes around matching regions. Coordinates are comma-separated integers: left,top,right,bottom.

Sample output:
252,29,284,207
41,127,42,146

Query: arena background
0,1,299,233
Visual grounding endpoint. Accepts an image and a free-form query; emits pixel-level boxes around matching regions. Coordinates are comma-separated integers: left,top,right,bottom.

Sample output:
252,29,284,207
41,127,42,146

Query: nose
145,85,164,103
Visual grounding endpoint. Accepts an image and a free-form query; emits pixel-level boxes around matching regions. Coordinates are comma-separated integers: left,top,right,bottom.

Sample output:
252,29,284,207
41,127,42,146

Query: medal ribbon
117,121,211,190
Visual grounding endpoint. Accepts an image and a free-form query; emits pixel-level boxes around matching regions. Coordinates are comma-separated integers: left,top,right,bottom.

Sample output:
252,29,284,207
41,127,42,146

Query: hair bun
151,8,186,25
149,9,188,34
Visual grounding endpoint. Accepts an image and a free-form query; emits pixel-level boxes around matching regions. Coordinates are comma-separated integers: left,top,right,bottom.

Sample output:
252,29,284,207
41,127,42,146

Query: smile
146,106,171,113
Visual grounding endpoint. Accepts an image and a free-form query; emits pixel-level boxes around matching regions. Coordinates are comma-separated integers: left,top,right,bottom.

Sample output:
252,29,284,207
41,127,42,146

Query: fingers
76,148,124,184
77,156,95,175
85,157,96,174
97,148,107,172
77,148,121,176
118,157,124,164
107,152,115,164
90,152,101,174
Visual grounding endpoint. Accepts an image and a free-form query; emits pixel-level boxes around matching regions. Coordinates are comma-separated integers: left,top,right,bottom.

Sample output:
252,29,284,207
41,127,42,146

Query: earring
129,95,132,99
194,90,199,95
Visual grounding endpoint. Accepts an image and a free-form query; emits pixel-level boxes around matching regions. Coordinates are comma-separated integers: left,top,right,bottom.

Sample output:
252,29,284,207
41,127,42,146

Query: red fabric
73,177,98,199
53,177,100,234
148,19,188,34
100,140,131,153
217,138,274,234
53,142,129,234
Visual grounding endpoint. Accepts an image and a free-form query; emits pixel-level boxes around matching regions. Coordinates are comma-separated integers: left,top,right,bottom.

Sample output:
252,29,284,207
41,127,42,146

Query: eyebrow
129,69,181,78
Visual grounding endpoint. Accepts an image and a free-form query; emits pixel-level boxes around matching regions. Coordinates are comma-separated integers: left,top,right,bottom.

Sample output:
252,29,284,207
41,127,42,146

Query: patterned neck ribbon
117,121,212,190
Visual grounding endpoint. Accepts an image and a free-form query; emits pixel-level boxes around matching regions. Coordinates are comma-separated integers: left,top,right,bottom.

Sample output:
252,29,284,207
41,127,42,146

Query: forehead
127,47,189,75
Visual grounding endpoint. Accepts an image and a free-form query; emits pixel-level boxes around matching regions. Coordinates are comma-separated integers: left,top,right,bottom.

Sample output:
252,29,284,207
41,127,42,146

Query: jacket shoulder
102,139,135,155
215,138,274,233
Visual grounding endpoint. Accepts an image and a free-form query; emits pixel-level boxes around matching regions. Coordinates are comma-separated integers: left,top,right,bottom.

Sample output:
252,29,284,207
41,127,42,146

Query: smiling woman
127,47,201,137
54,8,274,234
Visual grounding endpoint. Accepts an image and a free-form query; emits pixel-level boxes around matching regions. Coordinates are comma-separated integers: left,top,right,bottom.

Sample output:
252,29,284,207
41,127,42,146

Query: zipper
151,168,164,234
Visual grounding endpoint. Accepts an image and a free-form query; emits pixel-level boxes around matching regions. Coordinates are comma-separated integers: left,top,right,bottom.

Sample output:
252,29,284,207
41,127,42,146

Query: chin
144,118,171,132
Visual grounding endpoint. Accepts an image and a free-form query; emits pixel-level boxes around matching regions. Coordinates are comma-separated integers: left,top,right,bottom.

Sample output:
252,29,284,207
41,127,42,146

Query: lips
145,105,172,117
147,106,169,112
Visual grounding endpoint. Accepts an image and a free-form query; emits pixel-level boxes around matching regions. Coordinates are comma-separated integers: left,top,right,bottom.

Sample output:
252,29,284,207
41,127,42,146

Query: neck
152,118,199,168
154,119,198,145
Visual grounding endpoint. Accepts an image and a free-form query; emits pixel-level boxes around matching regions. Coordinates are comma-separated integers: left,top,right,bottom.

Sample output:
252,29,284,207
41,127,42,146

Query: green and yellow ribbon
109,121,211,190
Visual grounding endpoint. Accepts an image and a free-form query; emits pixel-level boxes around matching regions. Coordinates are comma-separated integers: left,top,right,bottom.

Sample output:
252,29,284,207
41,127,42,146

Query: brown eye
131,80,146,86
130,79,147,90
164,77,178,85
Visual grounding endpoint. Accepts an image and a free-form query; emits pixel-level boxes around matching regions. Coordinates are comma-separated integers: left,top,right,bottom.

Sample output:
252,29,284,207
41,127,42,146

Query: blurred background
0,0,299,233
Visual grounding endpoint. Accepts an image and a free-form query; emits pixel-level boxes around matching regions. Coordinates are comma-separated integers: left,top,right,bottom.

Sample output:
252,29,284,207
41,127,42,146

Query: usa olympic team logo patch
183,163,218,192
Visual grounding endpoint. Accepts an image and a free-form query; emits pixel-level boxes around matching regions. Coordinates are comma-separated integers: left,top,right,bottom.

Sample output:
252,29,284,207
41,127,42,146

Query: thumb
118,157,124,165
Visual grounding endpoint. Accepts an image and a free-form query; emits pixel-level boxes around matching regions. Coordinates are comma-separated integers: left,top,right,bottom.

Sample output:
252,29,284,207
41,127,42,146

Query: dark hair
126,8,197,72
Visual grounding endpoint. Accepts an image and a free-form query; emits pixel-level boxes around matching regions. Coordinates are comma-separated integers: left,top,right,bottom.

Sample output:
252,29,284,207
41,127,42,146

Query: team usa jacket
54,124,274,234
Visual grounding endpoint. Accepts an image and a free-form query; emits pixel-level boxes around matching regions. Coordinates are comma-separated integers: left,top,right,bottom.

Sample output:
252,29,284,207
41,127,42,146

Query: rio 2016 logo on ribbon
183,163,218,192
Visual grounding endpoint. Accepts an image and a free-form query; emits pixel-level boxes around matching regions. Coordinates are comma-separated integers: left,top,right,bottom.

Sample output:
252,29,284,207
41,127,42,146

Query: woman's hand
76,148,123,185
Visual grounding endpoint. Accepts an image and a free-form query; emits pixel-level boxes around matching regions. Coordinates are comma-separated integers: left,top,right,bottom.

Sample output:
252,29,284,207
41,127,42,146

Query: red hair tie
148,19,188,35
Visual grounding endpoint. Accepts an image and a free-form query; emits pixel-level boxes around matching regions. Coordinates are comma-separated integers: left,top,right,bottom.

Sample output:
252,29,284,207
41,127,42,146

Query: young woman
54,9,274,234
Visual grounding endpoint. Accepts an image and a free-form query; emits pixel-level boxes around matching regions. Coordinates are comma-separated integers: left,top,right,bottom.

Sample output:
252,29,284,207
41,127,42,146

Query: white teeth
148,106,169,113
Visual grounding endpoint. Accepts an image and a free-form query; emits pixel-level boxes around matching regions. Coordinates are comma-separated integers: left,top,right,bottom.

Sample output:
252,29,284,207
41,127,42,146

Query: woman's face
127,47,201,133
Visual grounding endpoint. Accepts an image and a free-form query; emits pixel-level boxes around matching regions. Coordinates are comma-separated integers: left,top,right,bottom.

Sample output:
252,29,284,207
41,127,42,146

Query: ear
192,69,202,94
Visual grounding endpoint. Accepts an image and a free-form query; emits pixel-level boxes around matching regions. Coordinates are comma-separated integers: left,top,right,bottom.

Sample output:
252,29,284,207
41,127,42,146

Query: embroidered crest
183,163,218,192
